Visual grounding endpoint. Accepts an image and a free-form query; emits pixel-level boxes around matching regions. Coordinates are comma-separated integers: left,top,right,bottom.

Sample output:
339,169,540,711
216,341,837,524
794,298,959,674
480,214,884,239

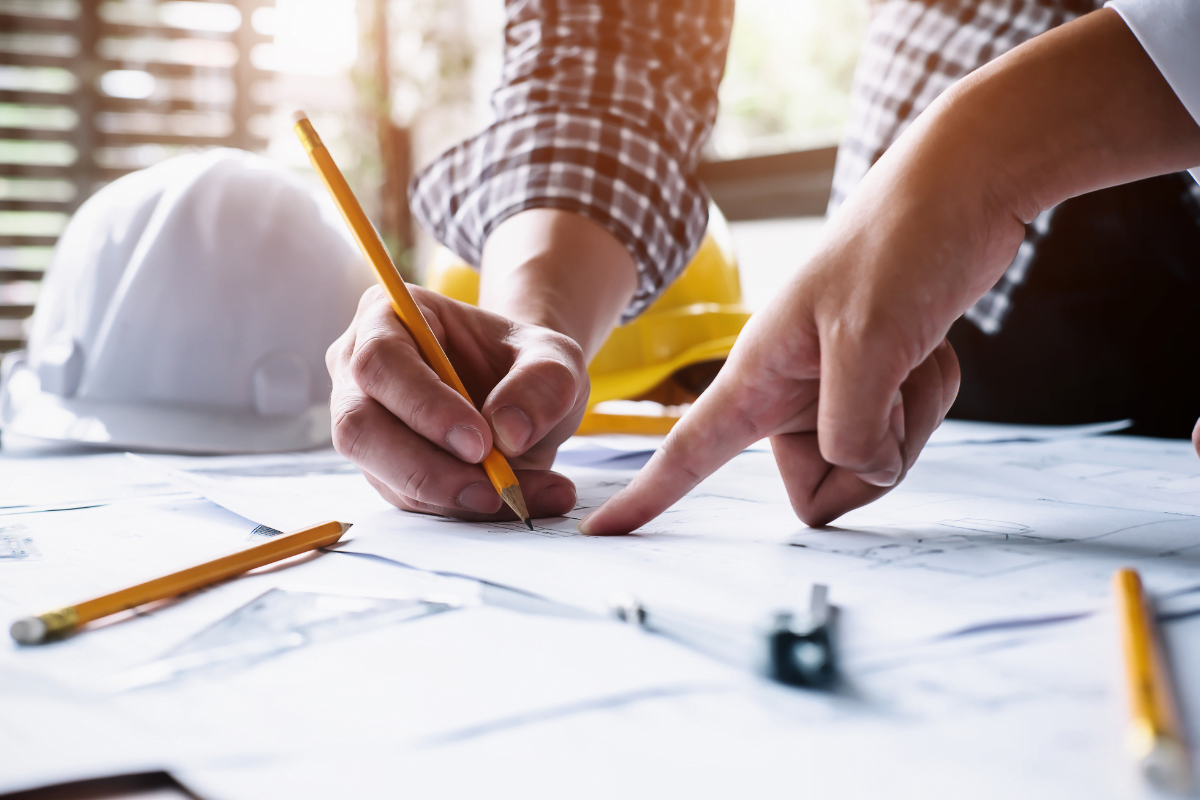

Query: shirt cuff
1106,0,1200,180
409,111,711,322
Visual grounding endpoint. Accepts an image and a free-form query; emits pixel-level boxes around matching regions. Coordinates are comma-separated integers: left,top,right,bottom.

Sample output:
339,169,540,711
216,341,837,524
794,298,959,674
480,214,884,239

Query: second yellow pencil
1113,568,1191,794
11,520,349,644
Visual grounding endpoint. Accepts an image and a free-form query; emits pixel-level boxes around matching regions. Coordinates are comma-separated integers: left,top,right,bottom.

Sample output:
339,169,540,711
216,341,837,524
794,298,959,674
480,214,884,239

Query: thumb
817,326,910,487
578,370,764,535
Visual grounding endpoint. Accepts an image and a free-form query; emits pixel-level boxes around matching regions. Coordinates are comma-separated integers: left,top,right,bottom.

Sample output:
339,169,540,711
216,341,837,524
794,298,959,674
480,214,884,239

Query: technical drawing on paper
117,589,457,690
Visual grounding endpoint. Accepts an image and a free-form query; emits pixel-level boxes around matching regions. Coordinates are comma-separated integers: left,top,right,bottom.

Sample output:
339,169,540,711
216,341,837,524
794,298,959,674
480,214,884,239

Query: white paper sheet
552,419,1132,470
342,436,1200,641
178,609,1197,800
322,431,1200,800
7,423,1200,799
127,449,394,531
128,421,1134,530
0,501,735,795
0,449,184,515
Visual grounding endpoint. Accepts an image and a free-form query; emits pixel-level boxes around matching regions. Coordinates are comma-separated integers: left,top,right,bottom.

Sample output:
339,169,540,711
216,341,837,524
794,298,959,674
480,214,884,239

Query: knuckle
553,332,586,370
349,333,391,394
362,284,386,307
525,354,583,411
325,331,349,376
400,466,438,504
400,391,436,432
353,285,386,317
729,401,766,443
330,398,373,464
659,438,708,488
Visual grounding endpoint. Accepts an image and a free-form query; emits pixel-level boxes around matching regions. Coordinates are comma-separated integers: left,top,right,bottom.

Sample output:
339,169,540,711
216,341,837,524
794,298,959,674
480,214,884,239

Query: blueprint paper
178,610,1191,800
127,449,394,531
0,450,184,514
0,504,736,795
310,433,1200,800
128,425,1200,646
555,434,769,469
344,437,1200,641
550,419,1130,469
130,421,1132,531
0,665,174,795
924,418,1131,446
111,602,739,755
6,423,1200,799
112,589,458,691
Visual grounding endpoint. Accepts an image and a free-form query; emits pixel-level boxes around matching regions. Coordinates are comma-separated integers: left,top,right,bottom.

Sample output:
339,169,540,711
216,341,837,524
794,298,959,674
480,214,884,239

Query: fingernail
446,426,486,462
535,485,576,517
491,406,533,453
576,513,595,536
860,466,901,488
890,391,906,444
457,481,501,513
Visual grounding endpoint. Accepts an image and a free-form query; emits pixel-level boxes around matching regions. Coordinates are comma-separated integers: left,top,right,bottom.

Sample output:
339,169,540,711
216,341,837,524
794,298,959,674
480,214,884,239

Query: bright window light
251,6,277,36
0,66,76,94
268,0,357,76
159,2,241,32
99,70,156,100
99,1,240,32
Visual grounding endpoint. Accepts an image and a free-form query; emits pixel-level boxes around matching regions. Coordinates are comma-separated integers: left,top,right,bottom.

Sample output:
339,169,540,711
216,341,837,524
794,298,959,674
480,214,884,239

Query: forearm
478,209,637,359
833,6,1200,332
410,1,732,327
926,8,1200,241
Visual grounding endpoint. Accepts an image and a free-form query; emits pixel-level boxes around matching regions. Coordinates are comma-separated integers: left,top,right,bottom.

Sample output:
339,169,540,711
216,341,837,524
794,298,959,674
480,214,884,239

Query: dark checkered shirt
410,0,1105,328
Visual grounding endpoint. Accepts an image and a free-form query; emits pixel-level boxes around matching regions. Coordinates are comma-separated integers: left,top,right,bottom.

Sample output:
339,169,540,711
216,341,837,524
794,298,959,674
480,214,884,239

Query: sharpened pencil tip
525,518,534,531
497,484,531,528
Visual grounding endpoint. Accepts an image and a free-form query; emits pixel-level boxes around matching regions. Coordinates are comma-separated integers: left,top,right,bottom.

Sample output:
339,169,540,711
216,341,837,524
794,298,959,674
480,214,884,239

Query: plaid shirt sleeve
830,0,1104,335
409,0,734,321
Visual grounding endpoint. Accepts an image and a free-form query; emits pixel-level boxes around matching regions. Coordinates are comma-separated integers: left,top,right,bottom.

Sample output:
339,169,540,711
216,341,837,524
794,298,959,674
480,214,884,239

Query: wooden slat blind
0,0,272,354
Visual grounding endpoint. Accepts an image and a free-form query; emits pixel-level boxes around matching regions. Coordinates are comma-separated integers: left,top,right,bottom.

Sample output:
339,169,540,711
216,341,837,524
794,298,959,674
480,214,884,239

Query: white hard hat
0,148,372,454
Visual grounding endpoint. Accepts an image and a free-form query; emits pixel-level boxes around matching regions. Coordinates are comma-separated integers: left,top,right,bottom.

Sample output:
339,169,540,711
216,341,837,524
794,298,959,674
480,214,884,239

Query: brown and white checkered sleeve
409,0,733,321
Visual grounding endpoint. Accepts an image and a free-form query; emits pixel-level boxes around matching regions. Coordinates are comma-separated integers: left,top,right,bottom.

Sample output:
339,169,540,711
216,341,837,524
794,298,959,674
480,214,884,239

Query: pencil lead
525,518,534,531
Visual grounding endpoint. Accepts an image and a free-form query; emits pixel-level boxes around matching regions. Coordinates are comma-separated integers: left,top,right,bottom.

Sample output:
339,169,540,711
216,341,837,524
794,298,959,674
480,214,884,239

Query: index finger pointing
577,376,763,535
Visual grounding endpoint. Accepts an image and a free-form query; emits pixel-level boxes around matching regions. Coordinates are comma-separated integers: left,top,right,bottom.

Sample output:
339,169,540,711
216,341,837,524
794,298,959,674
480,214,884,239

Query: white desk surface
2,421,1198,800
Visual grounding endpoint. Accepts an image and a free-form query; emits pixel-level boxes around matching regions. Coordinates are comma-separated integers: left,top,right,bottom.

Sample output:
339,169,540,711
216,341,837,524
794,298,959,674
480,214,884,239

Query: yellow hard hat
424,204,750,414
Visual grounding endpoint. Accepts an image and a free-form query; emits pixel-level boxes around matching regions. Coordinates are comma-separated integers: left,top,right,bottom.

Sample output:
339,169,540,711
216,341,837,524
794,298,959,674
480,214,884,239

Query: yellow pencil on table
291,110,532,528
1113,567,1192,794
10,520,349,645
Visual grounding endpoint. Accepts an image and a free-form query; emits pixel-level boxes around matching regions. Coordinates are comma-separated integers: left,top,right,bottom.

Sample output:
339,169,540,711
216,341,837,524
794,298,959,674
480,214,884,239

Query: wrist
486,261,593,347
479,208,637,359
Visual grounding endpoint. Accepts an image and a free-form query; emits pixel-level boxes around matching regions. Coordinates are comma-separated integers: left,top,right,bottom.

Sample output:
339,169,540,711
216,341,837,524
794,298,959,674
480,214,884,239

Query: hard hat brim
0,362,332,455
588,332,741,409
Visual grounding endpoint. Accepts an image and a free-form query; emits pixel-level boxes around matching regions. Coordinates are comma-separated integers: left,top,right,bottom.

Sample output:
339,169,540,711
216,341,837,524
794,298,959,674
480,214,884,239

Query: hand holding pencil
296,112,581,525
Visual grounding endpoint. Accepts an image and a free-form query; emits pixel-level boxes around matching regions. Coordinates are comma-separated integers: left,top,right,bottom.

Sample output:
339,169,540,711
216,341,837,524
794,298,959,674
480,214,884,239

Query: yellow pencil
1113,568,1191,794
10,520,350,645
292,111,531,528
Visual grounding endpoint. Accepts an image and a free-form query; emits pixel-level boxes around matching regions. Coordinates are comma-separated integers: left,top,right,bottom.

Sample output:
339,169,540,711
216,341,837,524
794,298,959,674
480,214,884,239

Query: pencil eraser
10,616,46,645
291,109,309,124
